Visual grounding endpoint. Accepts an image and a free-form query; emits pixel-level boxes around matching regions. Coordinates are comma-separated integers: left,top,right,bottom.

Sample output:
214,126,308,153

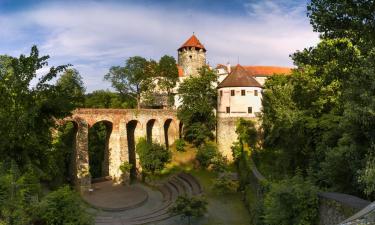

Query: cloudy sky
0,0,319,92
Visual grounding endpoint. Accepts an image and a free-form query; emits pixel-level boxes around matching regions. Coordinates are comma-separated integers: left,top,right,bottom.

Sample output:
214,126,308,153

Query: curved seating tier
94,172,202,225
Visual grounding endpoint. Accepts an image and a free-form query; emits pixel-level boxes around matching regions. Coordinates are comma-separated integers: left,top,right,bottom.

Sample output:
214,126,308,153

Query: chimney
226,62,231,73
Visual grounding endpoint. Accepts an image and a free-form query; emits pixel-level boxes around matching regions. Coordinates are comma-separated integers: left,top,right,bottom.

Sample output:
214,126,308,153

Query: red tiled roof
178,35,206,51
177,65,184,77
241,66,292,76
218,64,262,88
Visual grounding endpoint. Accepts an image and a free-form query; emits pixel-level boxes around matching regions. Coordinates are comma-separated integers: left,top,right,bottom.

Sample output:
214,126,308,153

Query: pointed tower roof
218,64,262,88
178,34,206,51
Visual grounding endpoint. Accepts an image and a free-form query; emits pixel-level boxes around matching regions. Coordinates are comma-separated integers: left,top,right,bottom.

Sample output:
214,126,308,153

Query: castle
176,34,291,159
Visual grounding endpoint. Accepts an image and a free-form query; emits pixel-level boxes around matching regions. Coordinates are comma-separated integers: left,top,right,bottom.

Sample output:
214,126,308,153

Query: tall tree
157,55,179,108
56,68,86,108
177,66,217,147
104,56,155,109
0,46,71,170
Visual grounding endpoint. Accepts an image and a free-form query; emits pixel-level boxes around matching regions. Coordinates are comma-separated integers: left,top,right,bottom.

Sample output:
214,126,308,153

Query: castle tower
177,34,206,77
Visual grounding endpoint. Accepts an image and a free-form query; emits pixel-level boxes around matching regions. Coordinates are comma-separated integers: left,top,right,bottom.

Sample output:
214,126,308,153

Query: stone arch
146,119,161,143
126,120,142,180
164,119,178,148
88,120,113,180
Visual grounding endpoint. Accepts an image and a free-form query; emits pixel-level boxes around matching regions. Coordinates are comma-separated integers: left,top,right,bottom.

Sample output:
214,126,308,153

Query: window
189,55,192,59
241,90,246,96
231,90,235,96
254,90,258,96
220,90,223,96
248,107,252,114
226,107,230,113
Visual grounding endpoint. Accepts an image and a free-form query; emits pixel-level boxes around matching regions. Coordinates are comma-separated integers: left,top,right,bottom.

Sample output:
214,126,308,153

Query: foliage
0,162,41,225
196,142,219,168
105,56,155,109
358,153,375,198
236,118,258,149
85,90,136,108
136,137,171,176
157,55,179,107
169,195,208,225
210,154,228,174
35,186,93,225
212,175,238,195
175,138,186,152
56,68,86,108
177,66,217,147
263,175,319,225
119,162,133,175
88,123,110,179
0,46,72,171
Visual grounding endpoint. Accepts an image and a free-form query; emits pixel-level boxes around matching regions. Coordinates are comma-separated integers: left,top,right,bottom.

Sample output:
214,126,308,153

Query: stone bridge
61,108,180,191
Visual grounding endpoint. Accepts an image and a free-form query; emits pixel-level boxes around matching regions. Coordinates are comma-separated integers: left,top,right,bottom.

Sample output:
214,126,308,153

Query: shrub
169,195,208,225
35,186,93,225
210,154,228,174
196,142,218,168
136,137,171,176
263,175,319,225
175,138,186,152
212,175,238,194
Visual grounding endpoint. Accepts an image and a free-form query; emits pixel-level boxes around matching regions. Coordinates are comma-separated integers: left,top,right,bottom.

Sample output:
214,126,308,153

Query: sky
0,0,320,92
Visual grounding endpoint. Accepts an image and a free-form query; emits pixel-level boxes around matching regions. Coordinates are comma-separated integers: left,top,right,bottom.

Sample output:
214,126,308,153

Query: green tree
169,195,208,225
35,186,93,225
56,68,86,108
136,138,171,178
177,66,217,147
0,46,71,171
157,55,179,107
105,56,155,109
85,90,136,108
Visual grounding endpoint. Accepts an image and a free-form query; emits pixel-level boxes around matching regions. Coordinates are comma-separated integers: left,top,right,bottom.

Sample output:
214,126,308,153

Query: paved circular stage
83,181,148,211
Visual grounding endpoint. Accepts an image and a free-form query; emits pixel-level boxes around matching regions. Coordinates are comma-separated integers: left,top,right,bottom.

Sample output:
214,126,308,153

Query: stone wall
318,192,371,225
64,108,179,192
178,47,206,77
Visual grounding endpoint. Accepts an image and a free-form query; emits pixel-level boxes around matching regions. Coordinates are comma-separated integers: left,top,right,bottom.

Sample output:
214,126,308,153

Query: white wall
217,86,262,118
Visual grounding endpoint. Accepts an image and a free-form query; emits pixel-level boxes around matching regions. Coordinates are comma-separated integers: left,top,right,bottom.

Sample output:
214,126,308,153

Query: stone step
177,172,202,195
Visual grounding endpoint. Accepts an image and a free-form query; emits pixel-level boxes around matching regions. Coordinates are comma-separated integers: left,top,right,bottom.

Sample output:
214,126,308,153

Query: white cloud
0,1,319,92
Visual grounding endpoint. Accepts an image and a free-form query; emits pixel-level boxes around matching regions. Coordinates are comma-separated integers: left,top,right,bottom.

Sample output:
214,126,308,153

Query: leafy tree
0,46,71,171
177,66,217,147
263,175,319,225
136,138,171,178
35,186,93,225
196,142,219,168
157,55,179,107
56,68,86,108
236,118,258,149
85,90,136,108
175,139,186,152
308,0,375,51
105,56,155,109
169,195,208,225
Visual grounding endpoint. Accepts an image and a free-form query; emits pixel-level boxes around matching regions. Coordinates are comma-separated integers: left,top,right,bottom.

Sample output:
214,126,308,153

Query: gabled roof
241,66,291,76
178,34,206,51
218,64,262,88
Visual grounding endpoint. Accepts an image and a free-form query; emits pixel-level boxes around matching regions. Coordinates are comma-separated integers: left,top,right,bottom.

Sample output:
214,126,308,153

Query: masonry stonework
63,108,179,192
178,47,206,77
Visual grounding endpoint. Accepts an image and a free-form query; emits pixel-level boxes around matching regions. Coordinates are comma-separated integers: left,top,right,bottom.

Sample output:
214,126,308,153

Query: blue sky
0,0,319,92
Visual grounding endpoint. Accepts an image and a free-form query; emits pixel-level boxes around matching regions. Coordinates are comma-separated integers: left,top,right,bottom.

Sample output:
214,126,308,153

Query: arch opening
127,120,138,180
164,119,177,149
146,119,156,143
88,121,112,180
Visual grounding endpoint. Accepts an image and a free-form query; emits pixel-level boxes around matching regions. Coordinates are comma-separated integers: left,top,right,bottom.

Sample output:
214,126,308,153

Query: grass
152,143,252,225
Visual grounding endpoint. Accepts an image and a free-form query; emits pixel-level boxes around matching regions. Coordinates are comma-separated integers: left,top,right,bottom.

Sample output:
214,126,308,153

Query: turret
177,34,206,77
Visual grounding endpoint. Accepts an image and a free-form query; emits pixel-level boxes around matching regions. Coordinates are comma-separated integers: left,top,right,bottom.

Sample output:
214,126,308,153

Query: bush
210,154,228,173
196,142,218,168
35,186,93,225
175,138,186,152
263,175,319,225
169,195,208,225
136,137,171,176
212,175,238,194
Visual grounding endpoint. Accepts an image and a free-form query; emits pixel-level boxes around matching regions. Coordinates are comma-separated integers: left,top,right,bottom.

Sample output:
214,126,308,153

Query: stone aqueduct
62,108,180,191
